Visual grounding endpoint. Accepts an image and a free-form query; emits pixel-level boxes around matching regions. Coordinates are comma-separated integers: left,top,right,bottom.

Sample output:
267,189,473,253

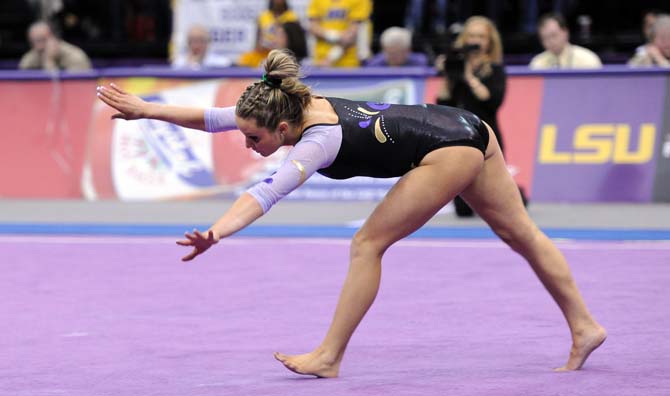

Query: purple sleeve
246,124,342,213
204,106,238,132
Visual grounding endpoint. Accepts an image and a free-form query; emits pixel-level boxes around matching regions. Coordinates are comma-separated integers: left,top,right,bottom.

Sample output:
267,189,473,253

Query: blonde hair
236,49,312,130
454,16,504,70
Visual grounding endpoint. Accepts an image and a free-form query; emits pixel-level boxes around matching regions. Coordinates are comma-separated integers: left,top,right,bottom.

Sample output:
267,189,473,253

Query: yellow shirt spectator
238,8,299,68
307,0,371,67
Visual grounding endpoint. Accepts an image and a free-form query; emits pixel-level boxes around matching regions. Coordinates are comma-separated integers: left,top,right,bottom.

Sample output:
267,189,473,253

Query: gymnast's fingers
96,91,119,109
109,82,128,95
181,248,198,262
96,87,121,106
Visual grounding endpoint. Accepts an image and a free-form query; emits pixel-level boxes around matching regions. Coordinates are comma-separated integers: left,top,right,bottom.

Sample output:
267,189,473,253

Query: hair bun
261,74,283,89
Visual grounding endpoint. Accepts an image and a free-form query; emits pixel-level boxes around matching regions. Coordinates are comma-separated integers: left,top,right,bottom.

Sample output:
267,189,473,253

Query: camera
443,43,481,79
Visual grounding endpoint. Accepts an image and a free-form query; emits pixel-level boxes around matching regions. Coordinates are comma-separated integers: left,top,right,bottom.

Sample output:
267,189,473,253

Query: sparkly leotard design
338,101,395,144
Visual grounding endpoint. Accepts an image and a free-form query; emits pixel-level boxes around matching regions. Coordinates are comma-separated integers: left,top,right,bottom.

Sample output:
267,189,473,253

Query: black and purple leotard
205,97,489,212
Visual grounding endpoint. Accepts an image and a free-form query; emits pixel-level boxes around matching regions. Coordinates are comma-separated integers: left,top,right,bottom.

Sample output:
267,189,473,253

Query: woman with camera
436,16,521,217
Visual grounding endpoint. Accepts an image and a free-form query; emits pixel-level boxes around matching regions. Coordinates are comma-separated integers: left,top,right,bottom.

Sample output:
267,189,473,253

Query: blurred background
1,0,670,67
2,5,669,395
0,0,669,230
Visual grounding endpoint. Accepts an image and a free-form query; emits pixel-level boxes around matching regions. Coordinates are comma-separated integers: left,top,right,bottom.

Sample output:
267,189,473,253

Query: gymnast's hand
96,83,149,120
176,229,220,262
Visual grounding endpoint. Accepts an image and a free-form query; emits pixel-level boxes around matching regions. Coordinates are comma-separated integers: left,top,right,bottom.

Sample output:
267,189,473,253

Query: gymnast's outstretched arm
177,125,340,262
96,83,237,132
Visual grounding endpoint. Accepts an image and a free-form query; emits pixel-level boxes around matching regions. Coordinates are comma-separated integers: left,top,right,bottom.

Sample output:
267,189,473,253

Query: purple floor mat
1,236,669,396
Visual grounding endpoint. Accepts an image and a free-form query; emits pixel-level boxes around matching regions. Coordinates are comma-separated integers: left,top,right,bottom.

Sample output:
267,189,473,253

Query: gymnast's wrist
143,102,164,120
207,228,223,242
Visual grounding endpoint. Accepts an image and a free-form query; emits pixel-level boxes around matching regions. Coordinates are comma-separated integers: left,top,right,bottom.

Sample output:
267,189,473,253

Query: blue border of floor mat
1,223,669,240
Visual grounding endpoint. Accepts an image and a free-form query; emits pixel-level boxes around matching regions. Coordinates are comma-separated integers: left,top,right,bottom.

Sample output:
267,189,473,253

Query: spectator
237,0,300,68
172,25,232,69
275,22,308,63
642,9,660,44
365,27,428,67
630,10,660,63
629,14,670,68
306,0,372,67
19,21,91,71
529,13,602,69
436,16,526,216
436,16,505,150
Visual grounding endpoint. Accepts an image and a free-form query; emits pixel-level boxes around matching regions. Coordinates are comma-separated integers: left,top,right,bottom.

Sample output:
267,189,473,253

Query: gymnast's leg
460,125,606,371
274,145,485,377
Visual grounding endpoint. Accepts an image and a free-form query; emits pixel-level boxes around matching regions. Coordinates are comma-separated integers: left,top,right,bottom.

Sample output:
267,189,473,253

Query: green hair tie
261,74,282,89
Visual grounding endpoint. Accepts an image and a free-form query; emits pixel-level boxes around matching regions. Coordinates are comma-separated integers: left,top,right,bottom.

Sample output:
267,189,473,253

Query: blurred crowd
3,0,669,218
1,0,669,71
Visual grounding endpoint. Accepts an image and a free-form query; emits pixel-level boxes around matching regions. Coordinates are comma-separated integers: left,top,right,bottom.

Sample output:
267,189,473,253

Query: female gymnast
96,49,606,377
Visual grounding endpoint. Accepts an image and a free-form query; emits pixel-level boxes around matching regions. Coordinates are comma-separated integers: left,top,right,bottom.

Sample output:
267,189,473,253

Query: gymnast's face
236,116,286,157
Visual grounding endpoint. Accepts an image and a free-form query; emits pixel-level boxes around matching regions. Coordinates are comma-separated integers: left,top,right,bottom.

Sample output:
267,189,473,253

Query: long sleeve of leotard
204,106,238,132
246,124,342,213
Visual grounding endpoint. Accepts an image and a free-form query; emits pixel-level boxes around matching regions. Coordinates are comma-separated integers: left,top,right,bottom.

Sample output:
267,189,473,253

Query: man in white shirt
19,21,91,71
529,13,602,70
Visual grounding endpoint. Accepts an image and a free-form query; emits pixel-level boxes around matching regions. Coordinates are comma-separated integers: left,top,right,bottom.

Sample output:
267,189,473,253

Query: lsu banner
84,77,270,200
109,87,218,201
2,69,669,202
533,75,666,202
83,77,422,201
0,79,96,198
652,78,670,202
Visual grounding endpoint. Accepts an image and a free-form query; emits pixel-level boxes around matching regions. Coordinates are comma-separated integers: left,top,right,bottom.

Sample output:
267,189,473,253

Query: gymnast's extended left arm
95,83,238,132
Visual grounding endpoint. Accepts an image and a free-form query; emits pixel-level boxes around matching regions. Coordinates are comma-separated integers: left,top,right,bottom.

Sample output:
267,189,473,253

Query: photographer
435,16,508,217
436,16,505,150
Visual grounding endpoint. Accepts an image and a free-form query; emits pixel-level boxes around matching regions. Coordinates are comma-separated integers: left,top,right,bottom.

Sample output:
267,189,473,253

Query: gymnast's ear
277,121,290,134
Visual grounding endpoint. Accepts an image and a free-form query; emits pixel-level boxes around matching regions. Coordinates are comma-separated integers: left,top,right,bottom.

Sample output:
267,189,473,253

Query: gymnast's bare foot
555,323,607,371
274,347,341,378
